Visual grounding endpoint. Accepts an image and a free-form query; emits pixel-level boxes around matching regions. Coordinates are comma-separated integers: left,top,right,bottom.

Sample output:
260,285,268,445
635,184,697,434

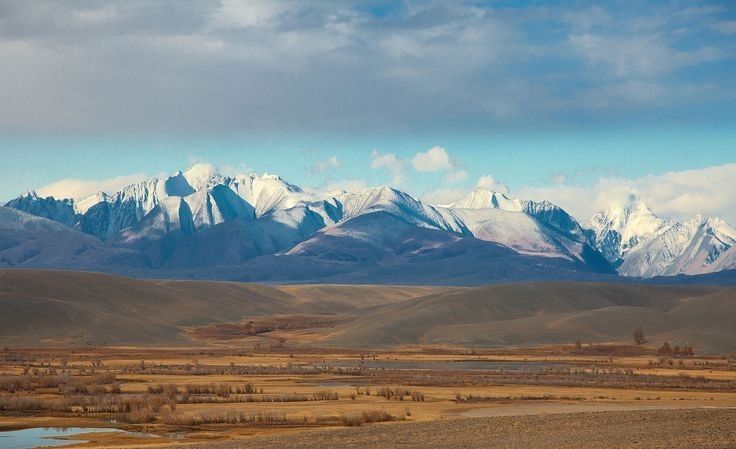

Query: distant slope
0,269,294,346
0,269,444,346
0,207,145,270
645,269,736,286
320,283,736,353
2,270,735,352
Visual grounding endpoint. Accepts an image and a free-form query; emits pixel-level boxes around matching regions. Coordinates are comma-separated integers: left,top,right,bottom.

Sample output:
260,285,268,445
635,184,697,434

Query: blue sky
2,125,735,197
0,1,734,221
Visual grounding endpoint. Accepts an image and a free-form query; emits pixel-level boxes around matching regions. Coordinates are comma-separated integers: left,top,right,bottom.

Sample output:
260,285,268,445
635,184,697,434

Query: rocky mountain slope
3,164,734,281
1,165,615,283
587,198,736,278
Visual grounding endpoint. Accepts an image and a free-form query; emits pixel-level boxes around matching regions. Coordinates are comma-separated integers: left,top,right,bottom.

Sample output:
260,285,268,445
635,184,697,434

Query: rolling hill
1,270,734,353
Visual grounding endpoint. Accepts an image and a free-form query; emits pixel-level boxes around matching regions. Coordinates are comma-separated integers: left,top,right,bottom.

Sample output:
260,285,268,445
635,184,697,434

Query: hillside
321,283,736,353
1,270,735,352
0,270,440,346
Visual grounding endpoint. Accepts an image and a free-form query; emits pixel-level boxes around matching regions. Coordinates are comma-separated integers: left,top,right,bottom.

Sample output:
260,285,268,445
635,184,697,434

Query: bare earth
170,409,736,449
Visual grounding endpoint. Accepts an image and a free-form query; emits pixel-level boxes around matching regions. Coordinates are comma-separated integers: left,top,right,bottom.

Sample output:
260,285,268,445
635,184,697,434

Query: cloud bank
37,174,149,200
31,156,736,226
0,1,732,135
515,163,736,224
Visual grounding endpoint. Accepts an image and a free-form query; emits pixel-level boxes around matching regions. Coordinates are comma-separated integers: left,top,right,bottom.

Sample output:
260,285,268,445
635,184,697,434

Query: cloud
551,173,567,186
412,146,455,172
421,188,468,206
310,155,341,174
36,173,149,199
444,169,468,184
370,149,406,185
515,163,736,224
0,2,732,135
325,179,367,193
422,174,511,206
476,175,509,194
712,20,736,34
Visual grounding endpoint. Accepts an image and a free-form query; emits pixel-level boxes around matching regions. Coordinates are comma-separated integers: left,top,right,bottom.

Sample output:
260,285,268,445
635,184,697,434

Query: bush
340,410,399,427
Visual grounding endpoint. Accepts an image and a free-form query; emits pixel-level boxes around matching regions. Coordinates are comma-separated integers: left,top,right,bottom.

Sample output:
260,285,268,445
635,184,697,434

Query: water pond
0,427,128,449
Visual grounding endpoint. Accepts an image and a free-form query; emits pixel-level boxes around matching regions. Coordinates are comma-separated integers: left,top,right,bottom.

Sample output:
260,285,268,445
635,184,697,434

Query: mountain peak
183,163,226,191
450,188,523,212
587,197,672,264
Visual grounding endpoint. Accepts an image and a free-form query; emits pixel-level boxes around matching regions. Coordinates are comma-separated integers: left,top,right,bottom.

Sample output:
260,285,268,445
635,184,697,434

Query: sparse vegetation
633,326,645,345
340,410,401,427
0,344,734,447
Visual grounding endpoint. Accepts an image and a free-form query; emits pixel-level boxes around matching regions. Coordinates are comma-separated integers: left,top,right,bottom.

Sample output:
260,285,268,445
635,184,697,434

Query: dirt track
172,409,736,449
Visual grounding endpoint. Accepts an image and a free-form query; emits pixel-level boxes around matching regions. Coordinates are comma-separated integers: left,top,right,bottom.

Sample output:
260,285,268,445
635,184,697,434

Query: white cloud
36,173,148,200
0,2,731,135
552,173,567,186
370,149,406,185
569,34,724,78
422,174,511,206
515,163,736,224
476,175,509,194
411,146,454,172
211,0,291,29
712,20,736,34
421,188,468,206
310,155,341,174
444,169,468,183
325,179,367,193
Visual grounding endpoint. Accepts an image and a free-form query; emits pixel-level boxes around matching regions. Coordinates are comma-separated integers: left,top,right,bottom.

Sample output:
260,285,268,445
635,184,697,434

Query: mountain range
2,164,734,284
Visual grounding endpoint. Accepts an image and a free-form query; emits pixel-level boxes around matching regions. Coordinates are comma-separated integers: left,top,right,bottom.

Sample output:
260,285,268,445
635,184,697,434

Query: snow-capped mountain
1,164,617,282
5,191,79,227
586,198,736,278
586,199,671,264
449,188,523,211
3,165,733,282
618,215,736,278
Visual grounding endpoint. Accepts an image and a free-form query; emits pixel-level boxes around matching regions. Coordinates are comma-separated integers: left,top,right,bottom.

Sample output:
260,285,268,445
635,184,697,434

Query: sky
0,0,734,223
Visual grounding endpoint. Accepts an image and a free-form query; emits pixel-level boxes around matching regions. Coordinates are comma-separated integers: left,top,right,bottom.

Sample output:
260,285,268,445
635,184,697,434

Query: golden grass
0,345,734,448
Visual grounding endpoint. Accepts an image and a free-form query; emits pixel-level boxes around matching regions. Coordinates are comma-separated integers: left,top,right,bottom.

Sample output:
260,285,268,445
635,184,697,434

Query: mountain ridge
3,165,735,281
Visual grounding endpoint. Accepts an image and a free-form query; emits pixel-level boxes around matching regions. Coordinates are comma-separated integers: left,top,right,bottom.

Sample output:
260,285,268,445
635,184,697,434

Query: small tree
575,340,583,350
633,326,645,345
658,341,672,356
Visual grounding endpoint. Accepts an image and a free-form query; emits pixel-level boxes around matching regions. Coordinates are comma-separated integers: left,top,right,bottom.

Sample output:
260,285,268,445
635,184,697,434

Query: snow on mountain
182,163,225,192
285,210,480,262
0,204,73,233
619,215,736,277
435,189,600,266
586,199,671,263
117,196,196,245
0,206,145,269
447,207,569,258
6,164,734,280
450,188,523,211
585,197,736,278
522,200,588,241
2,172,613,275
75,192,110,215
184,184,256,229
336,186,464,233
227,173,314,217
4,191,79,227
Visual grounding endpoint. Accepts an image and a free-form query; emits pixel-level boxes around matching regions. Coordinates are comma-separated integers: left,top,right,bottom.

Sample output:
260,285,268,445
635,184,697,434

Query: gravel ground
171,409,736,449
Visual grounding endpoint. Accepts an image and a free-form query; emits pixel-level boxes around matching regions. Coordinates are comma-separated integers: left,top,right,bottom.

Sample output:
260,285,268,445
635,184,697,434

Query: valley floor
171,408,736,449
0,346,734,448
